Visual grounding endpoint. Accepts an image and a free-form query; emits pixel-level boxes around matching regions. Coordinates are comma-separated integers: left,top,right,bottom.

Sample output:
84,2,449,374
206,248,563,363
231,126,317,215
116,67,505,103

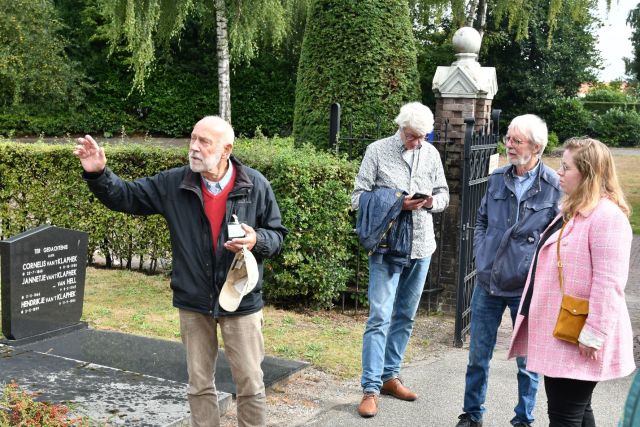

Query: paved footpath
306,236,640,427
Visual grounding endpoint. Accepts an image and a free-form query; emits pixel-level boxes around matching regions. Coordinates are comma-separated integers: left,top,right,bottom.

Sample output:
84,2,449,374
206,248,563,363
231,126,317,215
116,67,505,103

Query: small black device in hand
411,193,429,200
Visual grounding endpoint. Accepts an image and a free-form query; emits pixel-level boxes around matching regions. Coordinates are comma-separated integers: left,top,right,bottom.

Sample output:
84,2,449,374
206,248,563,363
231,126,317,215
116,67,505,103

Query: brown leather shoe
357,393,379,418
380,378,417,401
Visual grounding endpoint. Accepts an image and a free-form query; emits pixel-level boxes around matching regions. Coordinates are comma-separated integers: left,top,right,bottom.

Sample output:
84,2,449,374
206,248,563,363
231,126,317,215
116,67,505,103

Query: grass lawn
84,267,367,380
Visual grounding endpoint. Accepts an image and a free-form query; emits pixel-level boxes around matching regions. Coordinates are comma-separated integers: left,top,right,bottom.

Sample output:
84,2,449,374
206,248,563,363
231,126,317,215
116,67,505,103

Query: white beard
189,151,221,173
507,151,532,166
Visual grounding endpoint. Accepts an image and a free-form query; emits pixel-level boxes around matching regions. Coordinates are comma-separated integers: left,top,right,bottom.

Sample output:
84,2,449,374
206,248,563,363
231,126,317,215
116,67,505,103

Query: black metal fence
454,111,501,347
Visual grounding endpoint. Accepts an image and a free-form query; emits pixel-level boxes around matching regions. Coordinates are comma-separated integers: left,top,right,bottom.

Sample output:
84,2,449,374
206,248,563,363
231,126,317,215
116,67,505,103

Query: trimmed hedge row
0,139,359,308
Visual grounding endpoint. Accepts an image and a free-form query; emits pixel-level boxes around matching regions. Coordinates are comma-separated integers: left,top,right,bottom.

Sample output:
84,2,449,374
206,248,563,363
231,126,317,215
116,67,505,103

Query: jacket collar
180,155,253,196
503,159,555,200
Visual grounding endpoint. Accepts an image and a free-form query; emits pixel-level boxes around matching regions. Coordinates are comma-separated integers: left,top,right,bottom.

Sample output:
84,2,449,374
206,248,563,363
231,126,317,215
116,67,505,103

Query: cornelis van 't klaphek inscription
1,225,88,340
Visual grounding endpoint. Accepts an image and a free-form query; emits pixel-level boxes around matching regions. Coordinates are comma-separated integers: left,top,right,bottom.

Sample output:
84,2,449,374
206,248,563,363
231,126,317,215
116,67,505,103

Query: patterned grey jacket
351,131,449,258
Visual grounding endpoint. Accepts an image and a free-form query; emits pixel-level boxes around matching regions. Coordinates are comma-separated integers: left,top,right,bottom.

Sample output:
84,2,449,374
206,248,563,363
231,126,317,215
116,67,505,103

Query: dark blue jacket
356,188,412,267
474,162,561,297
84,156,287,316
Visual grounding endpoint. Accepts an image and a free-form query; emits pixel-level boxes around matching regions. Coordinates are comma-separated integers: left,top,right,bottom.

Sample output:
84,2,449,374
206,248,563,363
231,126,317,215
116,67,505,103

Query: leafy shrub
546,97,595,142
592,108,640,147
547,131,560,153
0,138,359,308
581,85,640,114
583,87,634,103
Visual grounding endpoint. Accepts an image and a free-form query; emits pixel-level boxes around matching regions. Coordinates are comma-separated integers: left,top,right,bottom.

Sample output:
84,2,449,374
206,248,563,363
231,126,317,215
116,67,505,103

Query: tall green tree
411,0,609,43
482,2,600,118
293,0,421,151
413,0,600,119
100,0,307,122
625,2,640,81
0,0,85,108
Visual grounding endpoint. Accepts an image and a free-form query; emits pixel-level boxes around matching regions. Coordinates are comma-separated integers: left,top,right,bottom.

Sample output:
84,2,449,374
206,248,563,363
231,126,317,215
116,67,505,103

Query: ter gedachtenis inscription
21,245,79,312
1,225,88,340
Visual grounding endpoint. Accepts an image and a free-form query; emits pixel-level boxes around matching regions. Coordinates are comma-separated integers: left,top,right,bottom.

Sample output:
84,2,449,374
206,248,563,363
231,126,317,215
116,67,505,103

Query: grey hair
508,114,548,157
200,115,235,145
394,102,434,135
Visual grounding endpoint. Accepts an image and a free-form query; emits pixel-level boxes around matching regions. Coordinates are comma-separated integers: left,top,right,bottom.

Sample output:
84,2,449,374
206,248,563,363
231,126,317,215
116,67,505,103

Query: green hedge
581,101,640,115
592,108,640,147
0,55,296,139
0,139,359,308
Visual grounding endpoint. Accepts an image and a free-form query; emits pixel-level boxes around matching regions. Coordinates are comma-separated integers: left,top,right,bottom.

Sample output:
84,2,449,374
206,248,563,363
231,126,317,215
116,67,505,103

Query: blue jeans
361,255,431,393
463,284,539,425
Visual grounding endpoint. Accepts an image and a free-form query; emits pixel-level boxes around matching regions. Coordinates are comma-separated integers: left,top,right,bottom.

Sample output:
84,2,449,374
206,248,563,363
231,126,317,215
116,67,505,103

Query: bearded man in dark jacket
74,116,287,427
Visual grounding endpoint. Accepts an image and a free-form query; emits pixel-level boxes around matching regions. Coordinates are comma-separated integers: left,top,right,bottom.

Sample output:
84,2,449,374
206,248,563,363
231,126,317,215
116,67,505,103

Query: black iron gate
454,110,501,347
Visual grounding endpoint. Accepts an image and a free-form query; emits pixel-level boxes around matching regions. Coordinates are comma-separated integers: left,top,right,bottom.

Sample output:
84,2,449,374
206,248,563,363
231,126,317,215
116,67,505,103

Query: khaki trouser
179,309,265,427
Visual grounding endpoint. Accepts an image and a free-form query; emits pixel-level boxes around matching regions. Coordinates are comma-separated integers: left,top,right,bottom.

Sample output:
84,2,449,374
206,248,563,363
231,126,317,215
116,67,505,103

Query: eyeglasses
402,128,425,143
503,135,526,146
559,163,572,173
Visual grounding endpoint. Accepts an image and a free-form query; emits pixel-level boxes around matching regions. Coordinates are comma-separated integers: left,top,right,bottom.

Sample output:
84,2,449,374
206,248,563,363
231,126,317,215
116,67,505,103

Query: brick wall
428,95,492,314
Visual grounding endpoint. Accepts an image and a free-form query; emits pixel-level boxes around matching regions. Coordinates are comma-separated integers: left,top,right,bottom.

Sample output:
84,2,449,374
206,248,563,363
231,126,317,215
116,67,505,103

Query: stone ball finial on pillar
452,27,482,54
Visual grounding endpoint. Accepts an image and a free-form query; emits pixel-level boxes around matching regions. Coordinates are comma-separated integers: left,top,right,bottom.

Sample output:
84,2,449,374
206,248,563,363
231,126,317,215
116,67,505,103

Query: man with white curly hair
352,102,449,418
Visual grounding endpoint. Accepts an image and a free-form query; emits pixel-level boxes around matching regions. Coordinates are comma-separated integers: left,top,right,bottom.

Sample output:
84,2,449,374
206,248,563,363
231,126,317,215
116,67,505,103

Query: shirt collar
202,160,234,193
510,160,540,181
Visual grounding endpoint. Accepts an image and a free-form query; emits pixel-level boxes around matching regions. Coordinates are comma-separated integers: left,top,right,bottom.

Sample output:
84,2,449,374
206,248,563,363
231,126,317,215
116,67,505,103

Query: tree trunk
475,0,488,40
466,0,479,27
214,0,231,122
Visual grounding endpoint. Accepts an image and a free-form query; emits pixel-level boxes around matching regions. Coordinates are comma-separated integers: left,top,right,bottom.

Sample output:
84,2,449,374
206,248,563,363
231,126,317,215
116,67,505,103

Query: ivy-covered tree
0,0,85,109
293,0,420,151
100,0,307,122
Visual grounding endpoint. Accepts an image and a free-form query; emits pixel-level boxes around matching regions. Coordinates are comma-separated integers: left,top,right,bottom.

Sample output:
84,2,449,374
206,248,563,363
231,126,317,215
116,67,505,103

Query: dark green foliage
545,97,640,147
592,108,640,147
581,85,640,115
0,1,297,139
626,3,640,81
0,0,85,109
545,98,595,142
293,0,421,151
416,29,455,108
0,52,296,138
0,139,359,308
482,4,599,120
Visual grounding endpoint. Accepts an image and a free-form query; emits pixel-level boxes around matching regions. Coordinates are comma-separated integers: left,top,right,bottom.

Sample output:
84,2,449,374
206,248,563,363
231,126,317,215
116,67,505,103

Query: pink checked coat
509,197,635,381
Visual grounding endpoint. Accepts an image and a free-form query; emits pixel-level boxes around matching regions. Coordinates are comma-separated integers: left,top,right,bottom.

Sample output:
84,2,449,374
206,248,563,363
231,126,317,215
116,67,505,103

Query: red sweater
201,168,236,251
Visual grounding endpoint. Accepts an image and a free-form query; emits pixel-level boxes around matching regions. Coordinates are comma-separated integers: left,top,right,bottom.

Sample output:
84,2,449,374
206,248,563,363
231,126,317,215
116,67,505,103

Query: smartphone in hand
411,192,430,200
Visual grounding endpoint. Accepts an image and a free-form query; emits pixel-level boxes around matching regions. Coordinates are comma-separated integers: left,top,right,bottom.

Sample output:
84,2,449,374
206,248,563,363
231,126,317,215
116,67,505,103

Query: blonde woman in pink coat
508,137,635,426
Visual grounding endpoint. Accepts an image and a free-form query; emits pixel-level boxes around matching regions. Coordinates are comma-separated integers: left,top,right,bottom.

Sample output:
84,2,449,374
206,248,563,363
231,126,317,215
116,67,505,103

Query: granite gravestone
1,225,88,341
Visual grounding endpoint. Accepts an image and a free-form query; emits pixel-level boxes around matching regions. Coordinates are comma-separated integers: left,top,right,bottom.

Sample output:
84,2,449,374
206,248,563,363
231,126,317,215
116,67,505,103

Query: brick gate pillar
429,27,498,314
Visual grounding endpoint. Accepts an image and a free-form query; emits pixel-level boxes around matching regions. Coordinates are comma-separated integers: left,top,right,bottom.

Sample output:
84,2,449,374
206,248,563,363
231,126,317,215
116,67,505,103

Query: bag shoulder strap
556,220,568,294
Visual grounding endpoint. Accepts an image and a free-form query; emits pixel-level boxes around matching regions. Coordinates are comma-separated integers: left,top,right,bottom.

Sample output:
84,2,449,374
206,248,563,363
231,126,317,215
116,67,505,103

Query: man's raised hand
74,135,106,173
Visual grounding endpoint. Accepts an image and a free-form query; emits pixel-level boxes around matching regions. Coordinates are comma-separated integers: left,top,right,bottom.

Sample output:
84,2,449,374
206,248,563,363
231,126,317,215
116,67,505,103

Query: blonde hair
561,137,630,219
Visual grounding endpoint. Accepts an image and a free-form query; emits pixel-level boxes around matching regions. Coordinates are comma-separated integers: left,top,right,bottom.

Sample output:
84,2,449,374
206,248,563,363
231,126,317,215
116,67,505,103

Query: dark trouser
544,376,598,427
